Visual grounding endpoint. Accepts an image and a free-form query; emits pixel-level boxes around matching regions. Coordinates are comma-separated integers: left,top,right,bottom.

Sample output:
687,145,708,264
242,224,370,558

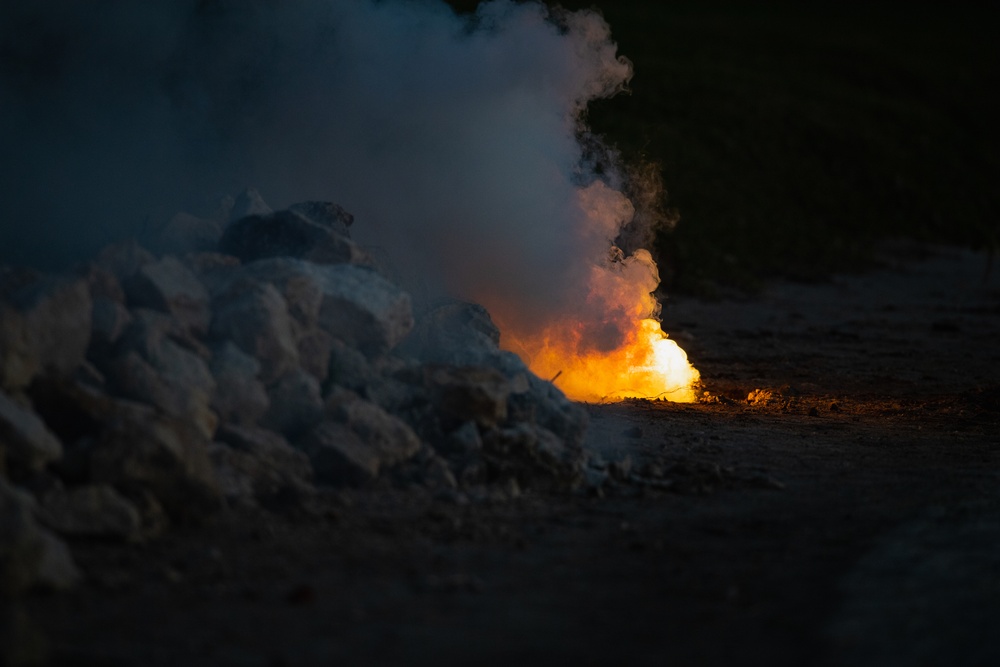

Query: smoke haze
0,0,658,351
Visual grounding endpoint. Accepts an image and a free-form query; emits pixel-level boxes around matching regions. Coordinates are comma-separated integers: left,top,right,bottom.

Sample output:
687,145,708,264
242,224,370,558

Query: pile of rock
0,191,588,594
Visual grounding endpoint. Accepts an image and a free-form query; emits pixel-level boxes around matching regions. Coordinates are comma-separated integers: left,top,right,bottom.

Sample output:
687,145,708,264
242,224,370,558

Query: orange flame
494,181,700,403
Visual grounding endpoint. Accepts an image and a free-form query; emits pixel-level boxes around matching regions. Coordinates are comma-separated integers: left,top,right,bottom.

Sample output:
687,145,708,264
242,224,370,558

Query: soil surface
22,242,1000,666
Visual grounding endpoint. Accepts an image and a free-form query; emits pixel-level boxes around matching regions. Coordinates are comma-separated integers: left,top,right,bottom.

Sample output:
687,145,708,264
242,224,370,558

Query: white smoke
0,0,647,345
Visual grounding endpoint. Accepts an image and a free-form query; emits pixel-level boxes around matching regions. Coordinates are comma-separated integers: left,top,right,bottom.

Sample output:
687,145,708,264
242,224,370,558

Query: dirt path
23,243,1000,666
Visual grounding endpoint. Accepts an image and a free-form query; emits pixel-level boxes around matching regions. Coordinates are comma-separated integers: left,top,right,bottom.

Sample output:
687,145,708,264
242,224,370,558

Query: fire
507,315,700,403
495,182,701,403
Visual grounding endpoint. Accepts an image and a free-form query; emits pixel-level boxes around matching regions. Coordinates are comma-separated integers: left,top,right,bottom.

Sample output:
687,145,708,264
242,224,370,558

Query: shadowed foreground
22,243,1000,666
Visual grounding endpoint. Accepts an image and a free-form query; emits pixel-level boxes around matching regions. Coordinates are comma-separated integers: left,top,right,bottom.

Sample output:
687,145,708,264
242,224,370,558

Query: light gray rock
509,375,589,451
0,390,62,471
481,423,584,490
209,342,269,426
124,256,211,335
299,393,422,486
400,300,501,363
325,338,373,392
297,328,333,383
38,484,141,539
0,479,80,593
222,259,413,357
215,424,312,484
89,408,222,523
105,310,218,439
444,420,483,455
0,270,92,391
210,280,299,384
210,428,314,506
423,364,510,429
229,187,273,220
232,258,324,328
260,369,323,439
298,421,376,486
312,264,413,357
288,201,354,237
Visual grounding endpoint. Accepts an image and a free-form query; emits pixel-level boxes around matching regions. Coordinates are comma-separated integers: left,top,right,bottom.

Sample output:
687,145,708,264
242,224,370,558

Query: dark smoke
1,0,645,337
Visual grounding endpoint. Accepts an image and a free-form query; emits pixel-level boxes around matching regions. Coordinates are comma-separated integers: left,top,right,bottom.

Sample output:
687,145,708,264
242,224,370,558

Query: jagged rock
298,421,375,485
300,392,422,486
297,328,334,383
210,280,299,384
215,425,312,484
210,427,313,508
402,299,588,448
225,259,413,358
0,479,80,594
229,187,273,220
0,269,91,391
153,212,224,255
26,378,127,449
237,259,324,328
288,201,354,236
88,408,222,523
326,338,374,392
400,300,501,363
123,256,212,335
260,369,323,439
310,264,413,357
442,420,483,456
209,342,269,426
509,376,589,450
219,209,371,266
0,390,63,472
37,484,141,539
482,423,584,490
104,310,217,439
423,365,510,429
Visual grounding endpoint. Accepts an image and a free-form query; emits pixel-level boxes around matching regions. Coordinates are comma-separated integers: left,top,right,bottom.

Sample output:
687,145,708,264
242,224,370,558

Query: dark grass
451,1,1000,294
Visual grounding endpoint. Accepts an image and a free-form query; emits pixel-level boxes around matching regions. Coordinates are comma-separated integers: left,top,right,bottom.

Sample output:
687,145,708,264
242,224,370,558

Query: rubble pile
0,191,588,594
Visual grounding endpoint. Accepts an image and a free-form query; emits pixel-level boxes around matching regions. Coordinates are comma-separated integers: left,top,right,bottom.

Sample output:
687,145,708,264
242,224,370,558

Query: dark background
450,0,1000,295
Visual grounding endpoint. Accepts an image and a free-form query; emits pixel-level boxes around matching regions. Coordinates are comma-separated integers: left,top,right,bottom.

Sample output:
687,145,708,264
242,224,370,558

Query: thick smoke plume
0,0,681,382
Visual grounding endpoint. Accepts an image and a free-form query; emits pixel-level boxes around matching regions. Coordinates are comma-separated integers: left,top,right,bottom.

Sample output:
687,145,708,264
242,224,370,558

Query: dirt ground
21,242,1000,666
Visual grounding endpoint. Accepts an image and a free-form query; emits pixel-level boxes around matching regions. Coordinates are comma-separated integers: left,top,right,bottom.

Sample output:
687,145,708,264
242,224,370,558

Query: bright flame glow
492,182,701,403
506,316,700,403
